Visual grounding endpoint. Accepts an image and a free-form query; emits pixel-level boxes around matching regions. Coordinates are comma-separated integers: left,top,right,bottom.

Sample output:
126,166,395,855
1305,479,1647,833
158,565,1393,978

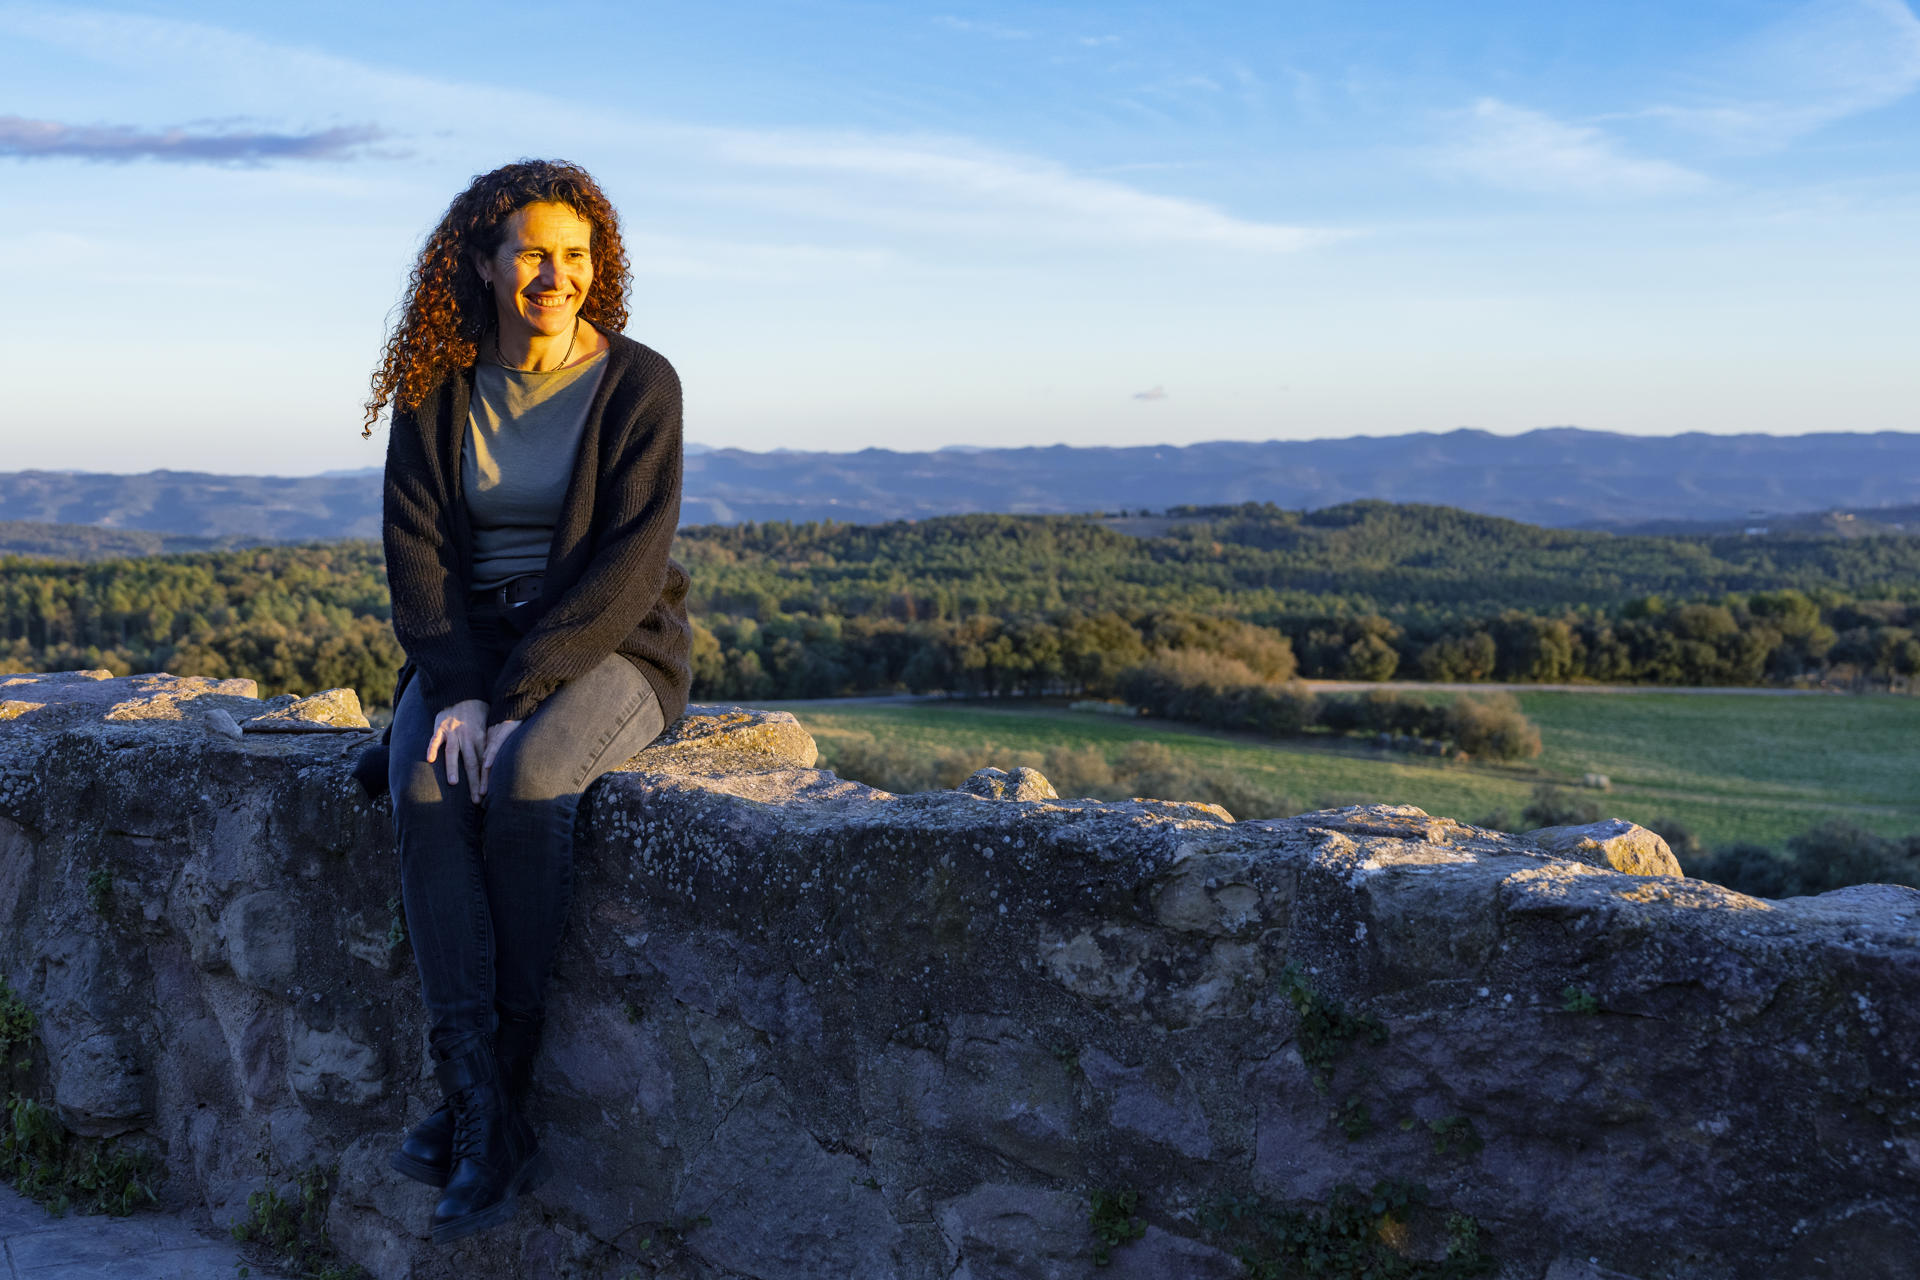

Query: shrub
1647,817,1702,860
1683,821,1920,898
1784,821,1920,894
230,1168,366,1279
1520,783,1601,830
1116,649,1259,725
0,980,34,1068
1041,745,1116,796
1446,693,1542,761
1318,689,1446,738
1684,843,1796,897
1,1093,154,1217
1114,652,1316,738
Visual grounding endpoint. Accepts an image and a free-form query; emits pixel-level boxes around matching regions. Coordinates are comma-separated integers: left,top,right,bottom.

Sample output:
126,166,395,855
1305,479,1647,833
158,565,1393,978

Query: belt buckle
495,574,539,613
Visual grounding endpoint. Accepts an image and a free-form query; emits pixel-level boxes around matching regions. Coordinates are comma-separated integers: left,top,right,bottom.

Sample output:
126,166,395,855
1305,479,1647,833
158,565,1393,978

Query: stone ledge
0,671,1913,1280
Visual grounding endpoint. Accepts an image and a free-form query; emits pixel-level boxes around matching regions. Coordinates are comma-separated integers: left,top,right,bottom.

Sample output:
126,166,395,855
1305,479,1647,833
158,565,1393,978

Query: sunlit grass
762,692,1920,850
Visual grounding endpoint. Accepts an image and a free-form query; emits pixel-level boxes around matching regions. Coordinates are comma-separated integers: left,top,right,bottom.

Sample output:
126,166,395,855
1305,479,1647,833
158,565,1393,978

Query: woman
361,159,691,1245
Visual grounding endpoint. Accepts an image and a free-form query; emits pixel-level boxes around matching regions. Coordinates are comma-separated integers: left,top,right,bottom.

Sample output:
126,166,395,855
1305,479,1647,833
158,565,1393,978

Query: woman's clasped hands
424,699,524,801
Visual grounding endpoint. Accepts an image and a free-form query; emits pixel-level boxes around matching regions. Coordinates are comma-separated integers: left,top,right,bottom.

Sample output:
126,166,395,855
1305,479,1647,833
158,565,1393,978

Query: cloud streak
710,131,1335,252
0,115,385,164
1648,0,1920,147
0,5,1332,256
1431,99,1707,198
931,15,1031,40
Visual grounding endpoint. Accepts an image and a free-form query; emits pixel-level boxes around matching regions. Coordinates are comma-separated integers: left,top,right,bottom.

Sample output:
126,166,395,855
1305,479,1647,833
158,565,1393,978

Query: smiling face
475,200,596,348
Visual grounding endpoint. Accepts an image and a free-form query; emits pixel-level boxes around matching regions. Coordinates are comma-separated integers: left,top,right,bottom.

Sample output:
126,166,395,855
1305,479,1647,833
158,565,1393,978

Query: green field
764,691,1920,853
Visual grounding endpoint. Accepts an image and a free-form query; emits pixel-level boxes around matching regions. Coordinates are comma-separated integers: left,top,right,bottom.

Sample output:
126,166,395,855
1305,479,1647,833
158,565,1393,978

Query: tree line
2,502,1919,712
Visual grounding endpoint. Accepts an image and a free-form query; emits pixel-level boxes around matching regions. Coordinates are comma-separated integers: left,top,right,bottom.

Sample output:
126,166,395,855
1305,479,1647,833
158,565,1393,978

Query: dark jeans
389,613,665,1063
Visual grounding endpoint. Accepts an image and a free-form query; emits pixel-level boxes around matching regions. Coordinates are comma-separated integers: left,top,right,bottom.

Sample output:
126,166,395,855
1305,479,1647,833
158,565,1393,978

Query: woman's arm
384,402,490,713
485,359,683,725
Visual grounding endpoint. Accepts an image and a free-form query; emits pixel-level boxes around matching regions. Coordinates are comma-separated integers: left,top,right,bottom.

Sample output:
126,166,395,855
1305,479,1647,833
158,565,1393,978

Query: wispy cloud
1647,0,1920,148
932,15,1032,40
1430,99,1708,198
1132,385,1168,401
1155,74,1223,95
1078,34,1121,48
0,115,385,164
0,5,1333,256
623,231,899,282
711,131,1335,252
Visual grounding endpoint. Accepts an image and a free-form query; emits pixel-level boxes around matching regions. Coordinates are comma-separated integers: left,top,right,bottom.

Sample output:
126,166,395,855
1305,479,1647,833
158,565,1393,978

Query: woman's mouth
527,294,570,311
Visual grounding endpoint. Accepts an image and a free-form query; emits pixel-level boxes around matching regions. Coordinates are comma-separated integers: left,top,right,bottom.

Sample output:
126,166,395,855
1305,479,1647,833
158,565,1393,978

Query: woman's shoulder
605,330,675,370
603,331,681,398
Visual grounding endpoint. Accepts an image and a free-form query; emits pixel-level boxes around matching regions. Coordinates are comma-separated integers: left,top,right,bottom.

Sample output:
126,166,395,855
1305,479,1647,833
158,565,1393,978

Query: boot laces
450,1086,489,1163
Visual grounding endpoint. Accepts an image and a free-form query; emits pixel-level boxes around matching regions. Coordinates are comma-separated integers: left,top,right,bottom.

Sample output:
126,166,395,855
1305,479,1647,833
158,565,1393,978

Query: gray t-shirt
463,350,609,590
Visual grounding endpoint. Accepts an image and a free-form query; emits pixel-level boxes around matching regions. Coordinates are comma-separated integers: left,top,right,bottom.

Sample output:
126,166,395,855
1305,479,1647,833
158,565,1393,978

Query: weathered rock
50,1031,150,1136
241,687,373,732
1,668,114,687
286,1023,386,1106
202,707,244,740
959,765,1060,800
941,1183,1090,1280
1108,1227,1243,1280
1078,1046,1213,1159
330,1133,431,1277
221,890,297,989
633,703,817,772
0,671,272,741
1525,818,1683,876
0,670,1915,1280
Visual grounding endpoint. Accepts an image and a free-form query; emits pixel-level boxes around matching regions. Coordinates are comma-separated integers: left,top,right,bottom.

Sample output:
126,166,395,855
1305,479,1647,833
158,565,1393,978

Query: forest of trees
0,542,403,706
686,502,1920,699
4,502,1920,713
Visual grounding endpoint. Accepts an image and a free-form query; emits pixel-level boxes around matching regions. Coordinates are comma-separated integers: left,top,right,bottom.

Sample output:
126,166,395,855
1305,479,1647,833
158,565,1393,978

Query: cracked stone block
221,890,297,989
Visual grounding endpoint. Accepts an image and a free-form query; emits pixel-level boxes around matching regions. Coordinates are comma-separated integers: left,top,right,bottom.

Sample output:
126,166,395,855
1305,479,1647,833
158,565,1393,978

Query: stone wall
0,670,1915,1280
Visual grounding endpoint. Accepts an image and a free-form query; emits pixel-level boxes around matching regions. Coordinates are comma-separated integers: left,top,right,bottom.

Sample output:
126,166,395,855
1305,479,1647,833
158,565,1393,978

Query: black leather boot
390,1014,544,1188
429,1045,547,1244
390,1099,457,1188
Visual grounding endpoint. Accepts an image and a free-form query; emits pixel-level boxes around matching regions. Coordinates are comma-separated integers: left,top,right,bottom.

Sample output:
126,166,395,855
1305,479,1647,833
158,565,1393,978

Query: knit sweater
382,330,690,728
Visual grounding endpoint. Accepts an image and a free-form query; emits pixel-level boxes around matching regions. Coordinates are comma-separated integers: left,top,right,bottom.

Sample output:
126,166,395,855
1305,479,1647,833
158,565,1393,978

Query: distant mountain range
4,428,1919,544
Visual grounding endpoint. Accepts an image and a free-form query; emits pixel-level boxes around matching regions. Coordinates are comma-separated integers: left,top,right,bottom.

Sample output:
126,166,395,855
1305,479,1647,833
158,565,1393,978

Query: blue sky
3,0,1917,473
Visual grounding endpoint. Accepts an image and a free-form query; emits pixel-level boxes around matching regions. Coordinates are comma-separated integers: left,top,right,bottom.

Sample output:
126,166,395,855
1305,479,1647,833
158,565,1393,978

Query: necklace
494,317,579,372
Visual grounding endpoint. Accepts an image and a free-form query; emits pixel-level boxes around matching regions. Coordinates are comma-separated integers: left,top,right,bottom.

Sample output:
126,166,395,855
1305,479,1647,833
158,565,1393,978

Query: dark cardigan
382,330,691,729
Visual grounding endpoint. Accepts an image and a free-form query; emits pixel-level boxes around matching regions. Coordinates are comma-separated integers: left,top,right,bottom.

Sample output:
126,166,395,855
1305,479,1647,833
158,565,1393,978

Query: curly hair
362,159,632,438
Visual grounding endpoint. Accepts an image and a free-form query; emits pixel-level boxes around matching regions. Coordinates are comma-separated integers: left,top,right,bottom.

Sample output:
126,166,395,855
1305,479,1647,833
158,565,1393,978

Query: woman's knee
483,745,579,809
388,682,469,810
392,752,465,812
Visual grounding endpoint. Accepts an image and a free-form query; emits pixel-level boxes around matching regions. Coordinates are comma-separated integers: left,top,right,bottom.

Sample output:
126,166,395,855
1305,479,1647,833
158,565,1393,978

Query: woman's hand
425,699,489,800
478,719,523,799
